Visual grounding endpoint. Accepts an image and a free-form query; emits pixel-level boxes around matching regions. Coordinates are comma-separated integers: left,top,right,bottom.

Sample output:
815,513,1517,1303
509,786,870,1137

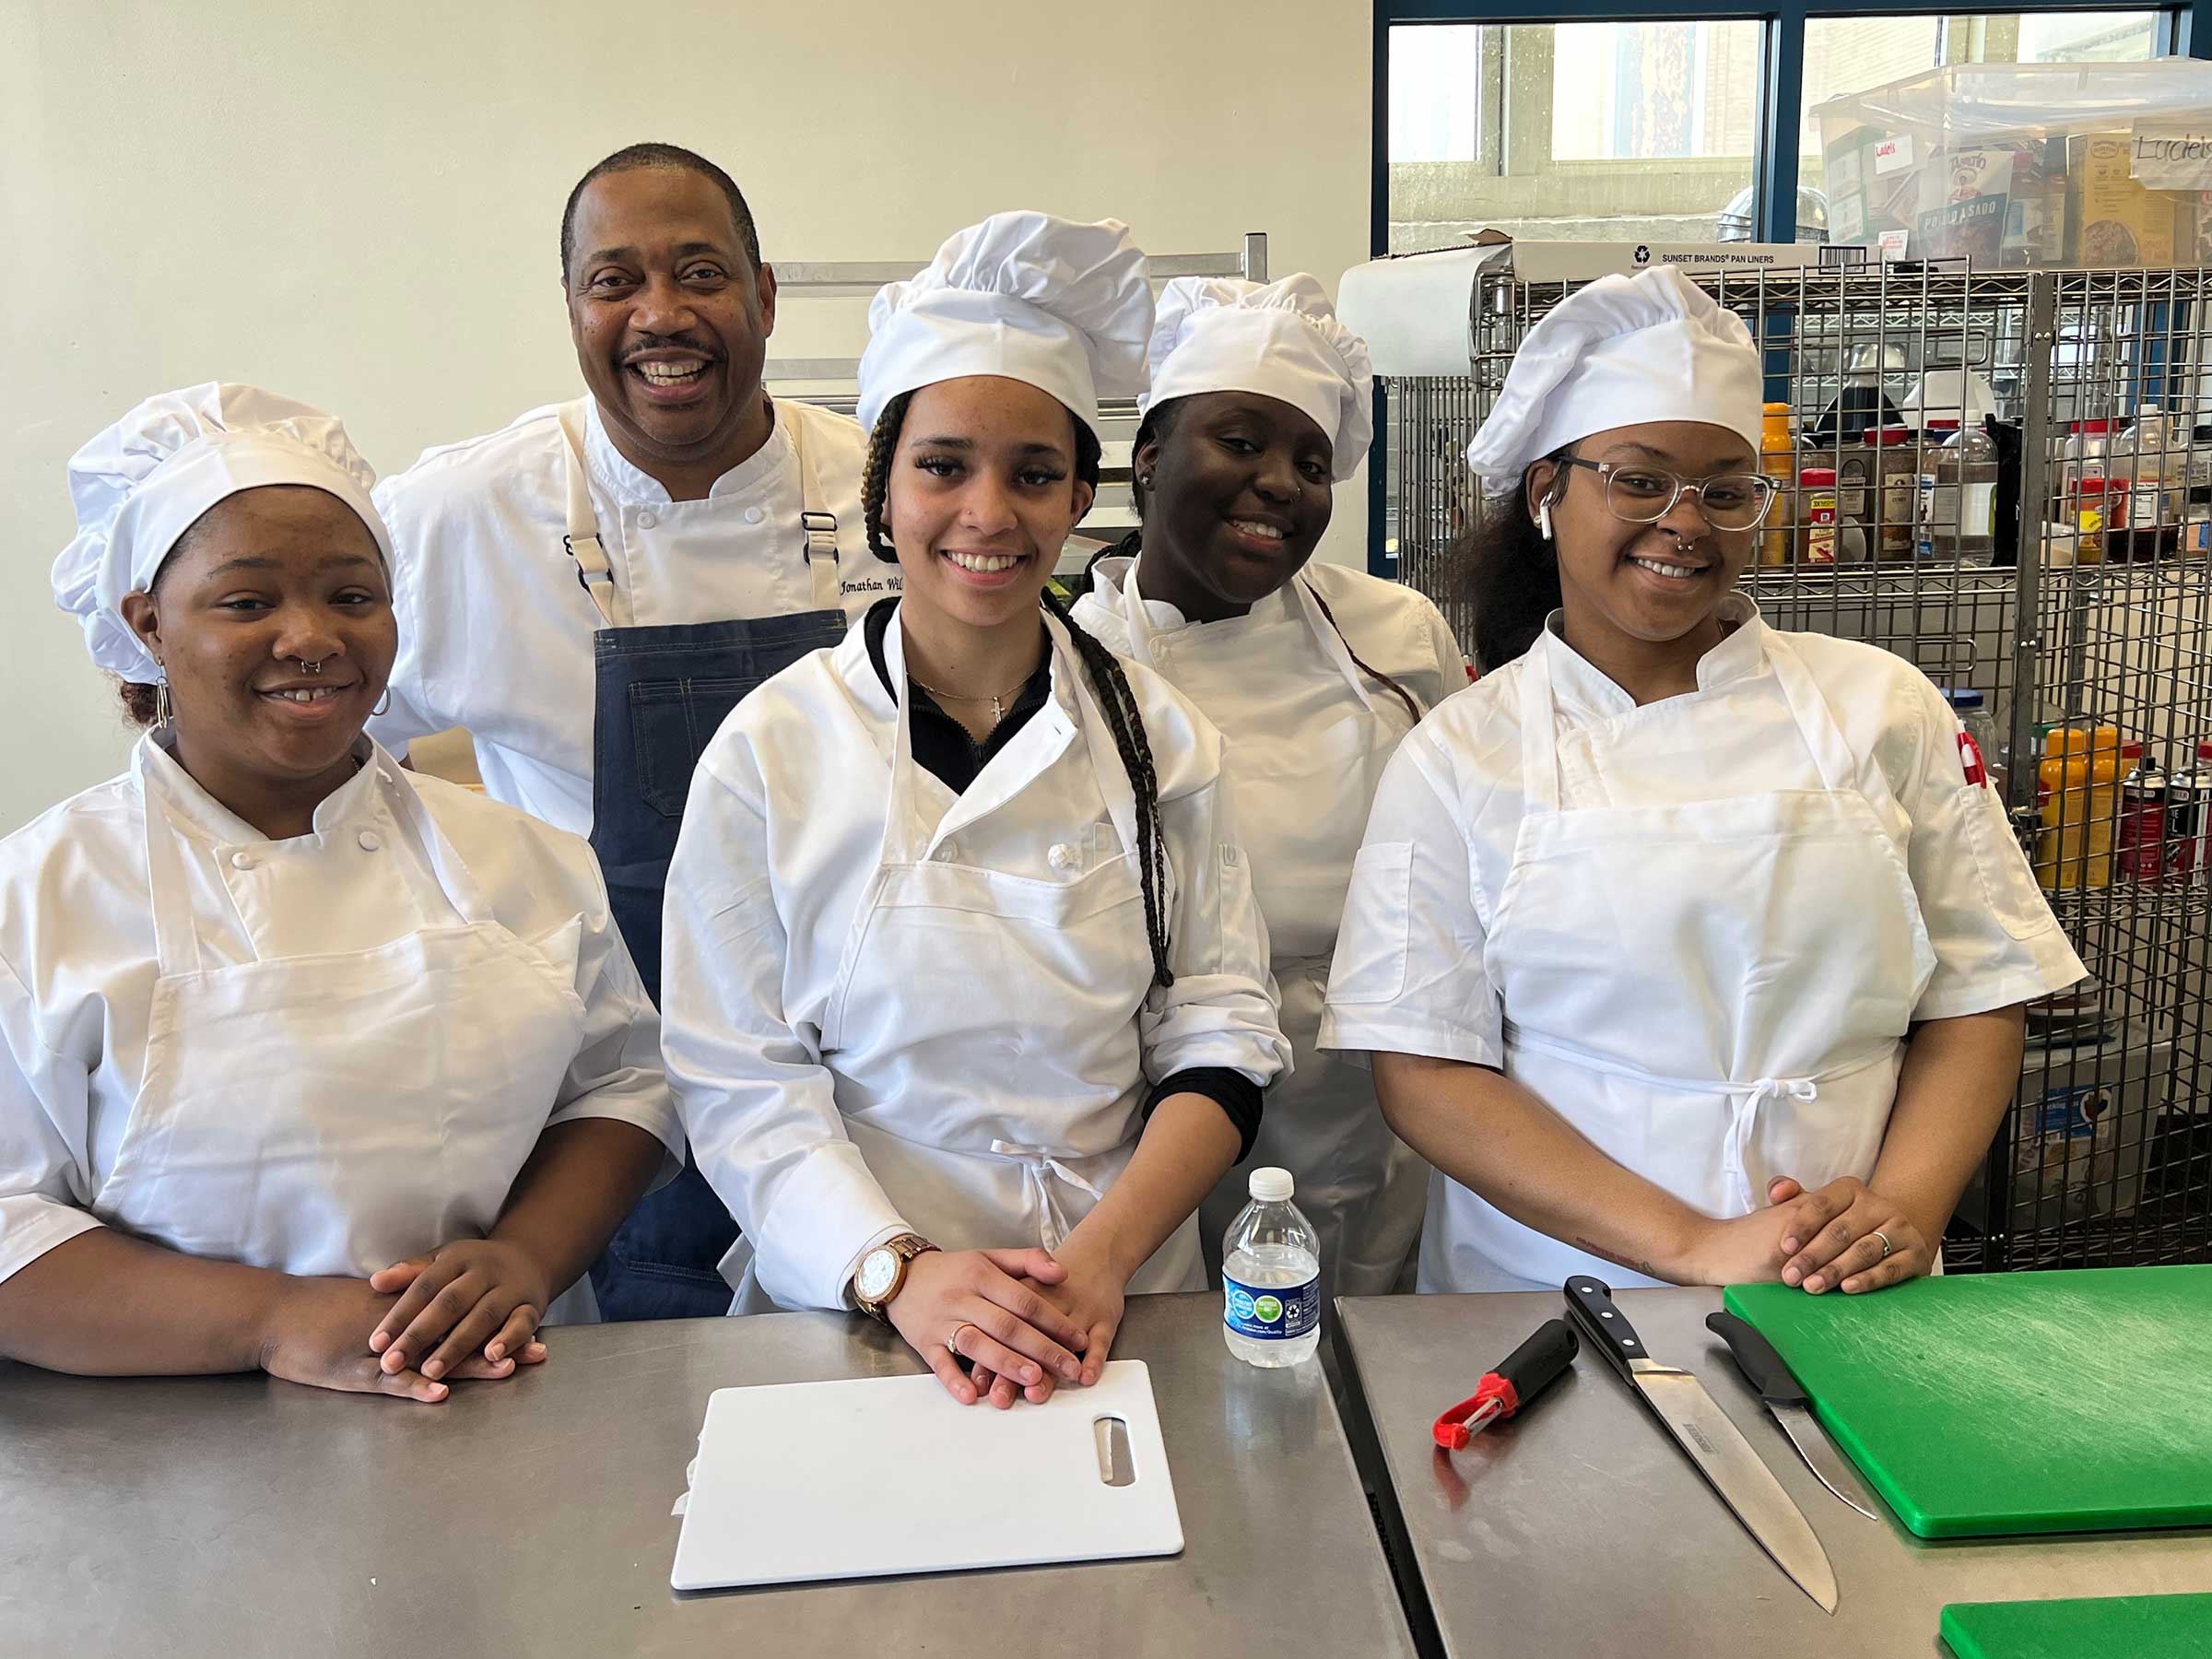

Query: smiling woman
1,384,681,1404
660,214,1290,1412
1324,268,2086,1303
1071,275,1465,1307
115,486,397,840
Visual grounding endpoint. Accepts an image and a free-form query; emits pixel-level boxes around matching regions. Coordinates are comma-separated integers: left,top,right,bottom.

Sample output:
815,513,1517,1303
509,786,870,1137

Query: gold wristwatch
848,1233,938,1323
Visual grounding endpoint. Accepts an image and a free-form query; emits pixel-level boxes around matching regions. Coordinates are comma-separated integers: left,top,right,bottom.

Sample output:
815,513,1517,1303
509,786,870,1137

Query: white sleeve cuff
749,1146,912,1313
0,1196,106,1285
1318,1008,1506,1070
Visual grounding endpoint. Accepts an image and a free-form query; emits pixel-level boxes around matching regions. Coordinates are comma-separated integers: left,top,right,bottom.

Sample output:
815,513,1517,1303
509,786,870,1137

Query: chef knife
1564,1277,1839,1615
1705,1311,1881,1522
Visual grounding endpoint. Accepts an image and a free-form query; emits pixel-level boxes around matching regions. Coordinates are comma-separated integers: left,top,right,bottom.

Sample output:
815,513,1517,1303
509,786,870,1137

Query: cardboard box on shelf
2071,134,2186,266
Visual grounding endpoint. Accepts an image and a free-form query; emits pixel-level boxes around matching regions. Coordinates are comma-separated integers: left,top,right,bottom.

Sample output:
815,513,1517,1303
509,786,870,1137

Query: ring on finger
1871,1230,1894,1261
947,1322,976,1363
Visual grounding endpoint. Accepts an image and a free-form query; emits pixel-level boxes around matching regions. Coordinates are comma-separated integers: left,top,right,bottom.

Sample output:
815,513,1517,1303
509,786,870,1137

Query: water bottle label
1224,1272,1319,1340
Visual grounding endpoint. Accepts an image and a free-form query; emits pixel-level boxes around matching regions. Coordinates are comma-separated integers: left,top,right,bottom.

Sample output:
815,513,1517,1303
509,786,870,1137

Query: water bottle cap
1249,1167,1295,1203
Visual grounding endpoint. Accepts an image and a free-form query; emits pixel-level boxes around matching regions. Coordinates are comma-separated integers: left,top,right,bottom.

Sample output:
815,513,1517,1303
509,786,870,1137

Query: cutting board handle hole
1093,1416,1135,1487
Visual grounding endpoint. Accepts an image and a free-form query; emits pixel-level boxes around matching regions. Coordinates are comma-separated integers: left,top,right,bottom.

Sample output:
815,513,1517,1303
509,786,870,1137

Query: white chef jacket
662,607,1291,1314
1323,596,2085,1067
1074,557,1466,957
1073,556,1466,1296
0,735,682,1287
369,394,890,833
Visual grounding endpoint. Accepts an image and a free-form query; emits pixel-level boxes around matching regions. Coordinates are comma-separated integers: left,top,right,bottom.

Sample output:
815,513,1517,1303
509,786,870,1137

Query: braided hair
1127,395,1426,725
861,388,1176,989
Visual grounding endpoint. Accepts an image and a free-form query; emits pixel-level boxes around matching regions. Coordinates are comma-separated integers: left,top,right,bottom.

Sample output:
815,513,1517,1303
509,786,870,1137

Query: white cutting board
670,1359,1182,1591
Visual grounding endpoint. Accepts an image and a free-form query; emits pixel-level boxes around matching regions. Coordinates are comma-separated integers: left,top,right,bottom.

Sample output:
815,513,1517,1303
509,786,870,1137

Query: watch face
855,1248,900,1302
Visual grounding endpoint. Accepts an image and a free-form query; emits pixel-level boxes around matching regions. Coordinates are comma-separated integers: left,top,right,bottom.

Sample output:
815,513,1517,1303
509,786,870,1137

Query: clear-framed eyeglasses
1556,456,1776,531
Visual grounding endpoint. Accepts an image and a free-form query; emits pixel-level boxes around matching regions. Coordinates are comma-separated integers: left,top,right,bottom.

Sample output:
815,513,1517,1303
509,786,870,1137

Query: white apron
97,754,600,1319
1422,629,1938,1294
1118,576,1429,1300
724,625,1206,1312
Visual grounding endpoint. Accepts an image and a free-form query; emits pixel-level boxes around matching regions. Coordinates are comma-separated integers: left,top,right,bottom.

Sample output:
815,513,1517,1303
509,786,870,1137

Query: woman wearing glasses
1322,268,2080,1297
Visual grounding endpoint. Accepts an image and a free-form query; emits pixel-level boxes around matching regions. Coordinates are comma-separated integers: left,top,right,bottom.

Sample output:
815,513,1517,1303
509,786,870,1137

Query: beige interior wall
0,0,1372,831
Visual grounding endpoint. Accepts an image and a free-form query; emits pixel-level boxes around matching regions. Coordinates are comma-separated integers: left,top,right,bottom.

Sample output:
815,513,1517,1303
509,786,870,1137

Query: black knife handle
1562,1277,1653,1378
1497,1318,1579,1408
1704,1312,1809,1408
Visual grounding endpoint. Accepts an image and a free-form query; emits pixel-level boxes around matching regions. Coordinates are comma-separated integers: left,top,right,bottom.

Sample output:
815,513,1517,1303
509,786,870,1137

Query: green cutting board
1940,1594,2212,1658
1724,1265,2212,1538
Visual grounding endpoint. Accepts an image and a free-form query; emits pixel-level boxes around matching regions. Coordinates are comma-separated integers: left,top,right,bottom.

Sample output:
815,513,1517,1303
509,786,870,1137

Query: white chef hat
857,212,1153,441
1142,275,1373,481
52,383,392,683
1464,266,1763,497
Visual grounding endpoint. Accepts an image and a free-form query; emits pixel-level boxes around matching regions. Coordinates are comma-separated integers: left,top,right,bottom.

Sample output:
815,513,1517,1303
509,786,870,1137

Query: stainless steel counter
1335,1287,2212,1658
0,1294,1414,1658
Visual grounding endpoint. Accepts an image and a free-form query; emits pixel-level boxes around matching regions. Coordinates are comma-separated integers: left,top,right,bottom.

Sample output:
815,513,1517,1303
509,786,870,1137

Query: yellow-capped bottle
2036,723,2123,890
1759,402,1795,567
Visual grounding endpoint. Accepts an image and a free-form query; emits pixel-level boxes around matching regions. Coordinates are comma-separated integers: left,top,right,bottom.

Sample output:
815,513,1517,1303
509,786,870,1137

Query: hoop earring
1537,500,1555,542
371,688,392,718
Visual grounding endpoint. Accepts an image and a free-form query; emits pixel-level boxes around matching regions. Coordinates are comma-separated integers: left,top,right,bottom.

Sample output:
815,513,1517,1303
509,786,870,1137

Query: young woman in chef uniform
1072,276,1464,1301
0,386,680,1402
1323,269,2084,1297
663,215,1288,1407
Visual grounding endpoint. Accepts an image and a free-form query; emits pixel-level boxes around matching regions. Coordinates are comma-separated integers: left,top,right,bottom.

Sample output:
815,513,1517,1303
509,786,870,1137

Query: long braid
861,391,912,564
863,387,1173,987
1044,584,1174,988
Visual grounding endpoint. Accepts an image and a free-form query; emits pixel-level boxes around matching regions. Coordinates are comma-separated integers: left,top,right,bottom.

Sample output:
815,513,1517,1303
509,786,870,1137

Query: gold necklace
906,669,1032,723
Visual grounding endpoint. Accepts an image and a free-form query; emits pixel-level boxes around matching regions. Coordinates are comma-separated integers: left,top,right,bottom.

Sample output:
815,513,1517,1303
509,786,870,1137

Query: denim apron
563,400,850,1319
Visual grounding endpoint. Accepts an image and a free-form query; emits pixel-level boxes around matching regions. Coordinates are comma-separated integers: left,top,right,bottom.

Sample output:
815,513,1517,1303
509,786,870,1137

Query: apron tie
1502,1025,1897,1213
1725,1077,1821,1213
989,1140,1107,1253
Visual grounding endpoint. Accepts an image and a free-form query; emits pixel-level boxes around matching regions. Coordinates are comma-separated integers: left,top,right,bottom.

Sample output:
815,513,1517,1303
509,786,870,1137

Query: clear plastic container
2120,403,2184,532
2058,419,2114,514
1222,1167,1321,1369
1938,421,1999,563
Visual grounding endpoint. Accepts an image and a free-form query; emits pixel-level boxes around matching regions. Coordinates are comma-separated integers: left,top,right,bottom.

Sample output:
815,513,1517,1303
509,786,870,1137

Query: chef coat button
937,840,959,863
1048,841,1078,872
745,505,766,525
229,852,257,871
358,830,382,853
637,509,659,530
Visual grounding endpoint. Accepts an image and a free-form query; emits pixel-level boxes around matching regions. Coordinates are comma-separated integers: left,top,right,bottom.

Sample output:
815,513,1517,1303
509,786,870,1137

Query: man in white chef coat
371,142,893,1320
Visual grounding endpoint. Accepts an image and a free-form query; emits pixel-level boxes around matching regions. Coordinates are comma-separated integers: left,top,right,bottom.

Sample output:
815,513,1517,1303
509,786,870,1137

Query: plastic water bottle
1221,1167,1321,1368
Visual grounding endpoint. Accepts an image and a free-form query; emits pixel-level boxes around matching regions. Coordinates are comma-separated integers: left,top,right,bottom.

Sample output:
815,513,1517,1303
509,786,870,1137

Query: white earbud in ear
1537,499,1555,542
